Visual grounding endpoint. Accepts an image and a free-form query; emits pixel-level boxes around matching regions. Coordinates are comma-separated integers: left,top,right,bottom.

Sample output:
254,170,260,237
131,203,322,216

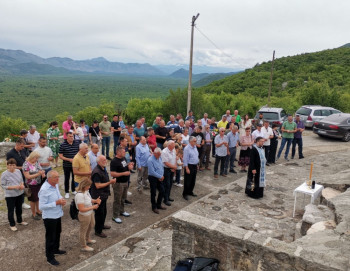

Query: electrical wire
195,25,249,68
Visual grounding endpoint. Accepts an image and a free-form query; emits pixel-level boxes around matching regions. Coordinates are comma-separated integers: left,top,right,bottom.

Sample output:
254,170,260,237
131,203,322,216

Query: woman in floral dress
47,121,60,167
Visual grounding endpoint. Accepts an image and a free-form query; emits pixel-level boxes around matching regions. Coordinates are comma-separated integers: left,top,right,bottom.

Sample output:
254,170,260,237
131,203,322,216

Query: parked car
296,105,342,128
252,107,288,129
313,113,350,142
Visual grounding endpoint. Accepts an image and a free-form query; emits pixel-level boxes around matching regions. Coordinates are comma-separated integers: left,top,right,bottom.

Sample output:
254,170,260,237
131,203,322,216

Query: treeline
2,47,350,141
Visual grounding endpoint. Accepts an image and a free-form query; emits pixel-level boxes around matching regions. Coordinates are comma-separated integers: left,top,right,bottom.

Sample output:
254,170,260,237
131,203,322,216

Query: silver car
296,105,342,128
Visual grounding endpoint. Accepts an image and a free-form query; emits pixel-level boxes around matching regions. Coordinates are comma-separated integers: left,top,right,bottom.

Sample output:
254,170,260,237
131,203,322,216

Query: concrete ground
0,130,350,270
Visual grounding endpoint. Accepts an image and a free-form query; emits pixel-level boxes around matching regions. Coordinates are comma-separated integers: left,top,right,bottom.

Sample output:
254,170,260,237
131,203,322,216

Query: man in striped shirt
58,132,80,198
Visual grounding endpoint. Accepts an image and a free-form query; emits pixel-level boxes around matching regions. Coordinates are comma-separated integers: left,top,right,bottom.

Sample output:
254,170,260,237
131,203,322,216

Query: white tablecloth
293,182,324,203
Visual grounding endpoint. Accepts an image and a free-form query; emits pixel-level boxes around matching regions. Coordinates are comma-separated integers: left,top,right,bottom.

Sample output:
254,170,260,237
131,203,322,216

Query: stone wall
171,211,346,271
0,142,15,158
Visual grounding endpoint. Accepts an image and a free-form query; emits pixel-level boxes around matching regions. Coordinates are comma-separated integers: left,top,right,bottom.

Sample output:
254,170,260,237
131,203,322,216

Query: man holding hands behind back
38,170,66,266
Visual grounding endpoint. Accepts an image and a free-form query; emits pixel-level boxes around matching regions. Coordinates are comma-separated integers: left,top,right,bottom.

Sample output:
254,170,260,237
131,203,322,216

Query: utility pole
187,13,200,115
267,50,275,107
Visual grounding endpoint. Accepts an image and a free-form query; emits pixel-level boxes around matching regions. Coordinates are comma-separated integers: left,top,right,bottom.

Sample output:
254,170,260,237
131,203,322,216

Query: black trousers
214,155,226,175
149,175,165,210
95,198,107,234
268,139,278,163
43,218,61,261
163,168,174,203
183,164,197,196
5,194,24,226
264,145,270,163
63,167,75,193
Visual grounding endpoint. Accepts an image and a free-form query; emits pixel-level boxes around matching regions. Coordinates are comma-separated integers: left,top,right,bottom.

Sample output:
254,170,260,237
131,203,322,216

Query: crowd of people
0,109,305,266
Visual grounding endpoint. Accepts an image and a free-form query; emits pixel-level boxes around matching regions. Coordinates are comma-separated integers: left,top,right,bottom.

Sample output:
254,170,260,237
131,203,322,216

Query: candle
309,162,313,181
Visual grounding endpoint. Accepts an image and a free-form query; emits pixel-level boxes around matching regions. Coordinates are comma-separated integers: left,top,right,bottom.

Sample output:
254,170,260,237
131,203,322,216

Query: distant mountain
0,49,163,76
155,64,239,75
169,68,237,86
340,43,350,48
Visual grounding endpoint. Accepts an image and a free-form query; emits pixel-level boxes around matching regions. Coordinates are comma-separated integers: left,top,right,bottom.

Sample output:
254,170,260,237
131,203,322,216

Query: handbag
24,187,32,198
93,128,101,141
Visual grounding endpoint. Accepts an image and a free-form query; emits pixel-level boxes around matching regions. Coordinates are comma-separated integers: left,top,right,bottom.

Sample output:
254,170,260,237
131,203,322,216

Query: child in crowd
119,116,126,129
174,148,183,187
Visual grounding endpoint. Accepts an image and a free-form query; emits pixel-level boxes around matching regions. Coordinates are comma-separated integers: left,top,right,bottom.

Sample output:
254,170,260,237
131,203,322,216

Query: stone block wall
0,142,15,158
171,211,345,271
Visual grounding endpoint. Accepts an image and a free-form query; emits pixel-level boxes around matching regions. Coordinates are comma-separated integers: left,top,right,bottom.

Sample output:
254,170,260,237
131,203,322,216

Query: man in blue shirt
291,114,305,159
147,148,166,214
182,136,199,200
38,170,66,266
136,136,151,191
224,125,240,174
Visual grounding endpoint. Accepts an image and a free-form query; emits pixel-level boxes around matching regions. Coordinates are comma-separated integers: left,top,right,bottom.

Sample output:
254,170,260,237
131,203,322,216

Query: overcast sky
1,0,349,70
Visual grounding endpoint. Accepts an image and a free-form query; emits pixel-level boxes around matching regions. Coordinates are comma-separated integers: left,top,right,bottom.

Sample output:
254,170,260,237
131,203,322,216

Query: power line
194,25,249,68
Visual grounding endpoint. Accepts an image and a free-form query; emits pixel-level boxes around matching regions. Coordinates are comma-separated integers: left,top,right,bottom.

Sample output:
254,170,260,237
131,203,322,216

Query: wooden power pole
267,50,275,107
187,13,200,114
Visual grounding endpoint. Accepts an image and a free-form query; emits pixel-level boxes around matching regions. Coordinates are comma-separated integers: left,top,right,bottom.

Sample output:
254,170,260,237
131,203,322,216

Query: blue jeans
113,135,120,156
102,136,111,157
224,147,237,174
277,138,293,159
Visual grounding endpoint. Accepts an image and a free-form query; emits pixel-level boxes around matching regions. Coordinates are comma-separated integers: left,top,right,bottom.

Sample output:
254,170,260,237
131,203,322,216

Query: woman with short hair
75,178,101,252
23,151,45,220
1,159,28,231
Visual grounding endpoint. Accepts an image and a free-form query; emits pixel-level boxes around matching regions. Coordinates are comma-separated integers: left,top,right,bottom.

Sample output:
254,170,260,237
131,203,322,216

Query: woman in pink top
238,127,254,172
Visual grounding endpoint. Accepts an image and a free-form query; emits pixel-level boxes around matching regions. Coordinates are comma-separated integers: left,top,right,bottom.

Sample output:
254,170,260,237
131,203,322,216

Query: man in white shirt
34,136,54,178
26,125,40,151
201,113,209,127
161,141,177,206
261,120,274,166
252,123,266,142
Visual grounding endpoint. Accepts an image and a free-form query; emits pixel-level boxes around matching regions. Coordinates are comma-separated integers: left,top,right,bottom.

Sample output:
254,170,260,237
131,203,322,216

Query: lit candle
309,162,313,181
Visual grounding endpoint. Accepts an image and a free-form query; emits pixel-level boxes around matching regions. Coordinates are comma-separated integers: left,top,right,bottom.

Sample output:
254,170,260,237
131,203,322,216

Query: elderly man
191,126,205,170
136,136,151,191
174,119,185,133
201,113,209,127
291,114,305,160
88,144,100,170
225,110,232,123
59,132,80,199
161,140,177,206
34,136,53,178
38,170,66,266
62,115,73,140
225,125,239,174
182,136,199,200
99,115,112,160
152,115,161,130
277,115,297,161
214,127,229,178
202,124,213,170
26,125,40,151
234,110,241,123
72,142,92,187
155,120,168,149
252,123,265,142
147,148,166,214
110,147,134,224
184,120,193,135
167,115,179,129
91,155,116,238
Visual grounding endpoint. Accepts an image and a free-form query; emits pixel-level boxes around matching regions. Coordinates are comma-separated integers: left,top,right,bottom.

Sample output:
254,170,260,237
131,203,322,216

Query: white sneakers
81,246,94,252
10,226,18,231
18,221,28,226
175,183,183,187
112,217,122,224
120,212,130,217
65,193,69,199
72,191,77,195
22,203,30,209
127,191,132,196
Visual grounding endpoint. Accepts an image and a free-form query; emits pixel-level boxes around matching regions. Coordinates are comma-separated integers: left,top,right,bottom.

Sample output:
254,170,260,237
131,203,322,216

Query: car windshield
256,112,279,120
296,107,312,116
